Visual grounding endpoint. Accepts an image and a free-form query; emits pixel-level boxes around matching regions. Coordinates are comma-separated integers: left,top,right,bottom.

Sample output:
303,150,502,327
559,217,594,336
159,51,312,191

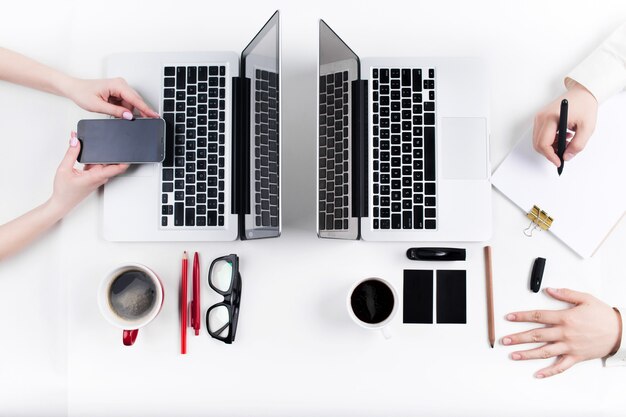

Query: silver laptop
317,20,491,241
103,11,281,241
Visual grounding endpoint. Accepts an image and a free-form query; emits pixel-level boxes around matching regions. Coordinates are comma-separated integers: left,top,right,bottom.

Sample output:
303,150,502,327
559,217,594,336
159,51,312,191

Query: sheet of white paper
492,92,626,258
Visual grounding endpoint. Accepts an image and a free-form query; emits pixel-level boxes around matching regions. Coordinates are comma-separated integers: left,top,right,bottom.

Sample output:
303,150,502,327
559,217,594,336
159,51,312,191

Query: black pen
556,99,568,176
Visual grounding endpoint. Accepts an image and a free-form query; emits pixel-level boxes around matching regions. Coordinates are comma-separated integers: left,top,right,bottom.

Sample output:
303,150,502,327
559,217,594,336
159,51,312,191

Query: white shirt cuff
604,307,626,367
566,23,626,103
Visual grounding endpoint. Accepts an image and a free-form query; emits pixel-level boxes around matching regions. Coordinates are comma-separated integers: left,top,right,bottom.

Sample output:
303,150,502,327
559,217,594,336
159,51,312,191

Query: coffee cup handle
123,329,139,346
381,326,392,340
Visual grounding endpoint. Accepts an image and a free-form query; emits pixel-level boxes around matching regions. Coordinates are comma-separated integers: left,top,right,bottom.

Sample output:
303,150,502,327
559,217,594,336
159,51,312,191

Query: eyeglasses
206,254,241,344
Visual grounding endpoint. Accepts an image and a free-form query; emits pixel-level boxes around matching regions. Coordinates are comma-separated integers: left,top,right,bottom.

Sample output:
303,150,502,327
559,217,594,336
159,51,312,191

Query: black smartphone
77,118,165,164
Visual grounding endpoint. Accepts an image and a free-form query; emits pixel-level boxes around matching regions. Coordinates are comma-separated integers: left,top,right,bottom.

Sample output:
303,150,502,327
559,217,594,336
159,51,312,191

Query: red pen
191,252,201,336
181,251,188,354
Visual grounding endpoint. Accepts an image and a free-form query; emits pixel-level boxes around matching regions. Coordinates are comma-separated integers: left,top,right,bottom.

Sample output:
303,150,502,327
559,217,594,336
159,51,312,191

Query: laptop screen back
318,20,360,238
241,11,280,238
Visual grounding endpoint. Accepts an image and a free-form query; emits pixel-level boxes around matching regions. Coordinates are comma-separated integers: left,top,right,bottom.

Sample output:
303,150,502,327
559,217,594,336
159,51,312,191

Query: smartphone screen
77,118,165,164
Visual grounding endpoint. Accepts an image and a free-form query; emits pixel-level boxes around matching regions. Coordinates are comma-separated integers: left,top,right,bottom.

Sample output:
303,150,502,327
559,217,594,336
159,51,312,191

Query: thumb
59,132,81,171
546,287,590,305
93,101,134,120
563,124,593,161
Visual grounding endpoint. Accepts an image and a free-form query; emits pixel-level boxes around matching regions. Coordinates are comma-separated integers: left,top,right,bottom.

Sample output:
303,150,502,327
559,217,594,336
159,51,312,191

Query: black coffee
350,279,394,324
109,270,157,321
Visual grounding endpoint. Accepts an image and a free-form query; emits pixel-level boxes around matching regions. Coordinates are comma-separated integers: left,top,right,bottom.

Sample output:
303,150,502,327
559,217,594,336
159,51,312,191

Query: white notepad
492,92,626,258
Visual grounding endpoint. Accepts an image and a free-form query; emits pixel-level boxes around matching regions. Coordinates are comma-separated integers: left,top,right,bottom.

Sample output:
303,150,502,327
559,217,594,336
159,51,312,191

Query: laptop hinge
351,79,368,218
231,76,251,216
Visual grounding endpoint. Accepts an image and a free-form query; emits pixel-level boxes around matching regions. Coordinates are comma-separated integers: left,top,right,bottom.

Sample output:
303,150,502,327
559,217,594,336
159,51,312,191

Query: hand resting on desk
503,288,622,379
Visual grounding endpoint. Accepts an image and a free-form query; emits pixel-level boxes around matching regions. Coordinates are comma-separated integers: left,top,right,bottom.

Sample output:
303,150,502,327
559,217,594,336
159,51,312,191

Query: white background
0,0,625,416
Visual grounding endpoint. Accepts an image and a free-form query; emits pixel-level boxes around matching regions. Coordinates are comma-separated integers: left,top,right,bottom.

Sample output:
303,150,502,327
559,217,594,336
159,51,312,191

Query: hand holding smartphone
77,118,165,164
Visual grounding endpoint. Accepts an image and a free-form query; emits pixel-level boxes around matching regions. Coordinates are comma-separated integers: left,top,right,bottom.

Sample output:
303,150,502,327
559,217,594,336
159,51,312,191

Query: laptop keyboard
253,69,280,228
318,71,350,231
160,65,227,228
371,68,437,230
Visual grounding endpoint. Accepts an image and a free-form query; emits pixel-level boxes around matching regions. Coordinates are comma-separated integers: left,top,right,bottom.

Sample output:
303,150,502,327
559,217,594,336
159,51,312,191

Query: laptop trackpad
441,117,488,180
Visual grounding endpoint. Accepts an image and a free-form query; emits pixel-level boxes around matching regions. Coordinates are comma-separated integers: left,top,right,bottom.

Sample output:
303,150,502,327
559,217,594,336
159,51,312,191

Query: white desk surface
1,1,625,416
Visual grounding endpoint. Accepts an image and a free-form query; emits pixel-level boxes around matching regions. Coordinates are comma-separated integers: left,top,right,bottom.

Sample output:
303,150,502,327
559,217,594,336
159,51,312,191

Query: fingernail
536,373,544,379
547,287,557,293
70,131,78,147
502,337,511,345
122,111,133,120
511,353,521,360
564,152,574,161
506,314,516,321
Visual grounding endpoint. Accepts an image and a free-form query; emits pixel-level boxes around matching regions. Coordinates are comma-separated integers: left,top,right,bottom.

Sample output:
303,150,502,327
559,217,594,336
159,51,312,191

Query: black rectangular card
403,270,434,323
436,270,466,324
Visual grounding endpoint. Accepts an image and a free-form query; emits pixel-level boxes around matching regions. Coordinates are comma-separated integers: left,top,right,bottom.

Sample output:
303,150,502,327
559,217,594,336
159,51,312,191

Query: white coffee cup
347,277,398,339
97,263,164,346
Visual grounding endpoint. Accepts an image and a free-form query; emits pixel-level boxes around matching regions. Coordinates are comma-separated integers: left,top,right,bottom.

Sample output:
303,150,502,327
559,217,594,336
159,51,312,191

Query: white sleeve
604,307,626,367
566,23,626,103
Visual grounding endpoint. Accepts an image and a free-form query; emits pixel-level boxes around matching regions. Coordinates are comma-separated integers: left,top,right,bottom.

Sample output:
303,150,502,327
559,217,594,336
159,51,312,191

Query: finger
545,287,591,305
563,124,593,161
78,164,105,185
100,163,129,179
506,310,563,325
535,355,578,379
535,120,561,167
92,100,134,120
113,84,159,118
510,342,568,361
501,326,562,346
59,132,81,171
119,100,136,115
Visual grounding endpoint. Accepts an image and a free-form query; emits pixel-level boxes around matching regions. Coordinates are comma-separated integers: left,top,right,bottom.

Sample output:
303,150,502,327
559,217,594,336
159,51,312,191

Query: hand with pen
532,80,598,168
502,288,622,379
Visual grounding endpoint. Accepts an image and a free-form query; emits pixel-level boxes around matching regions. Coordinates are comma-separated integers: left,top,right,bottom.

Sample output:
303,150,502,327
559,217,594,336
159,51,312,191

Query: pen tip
490,343,494,348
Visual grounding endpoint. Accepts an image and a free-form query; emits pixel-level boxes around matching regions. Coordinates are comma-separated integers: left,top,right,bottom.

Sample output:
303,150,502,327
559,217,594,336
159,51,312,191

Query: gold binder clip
524,205,553,237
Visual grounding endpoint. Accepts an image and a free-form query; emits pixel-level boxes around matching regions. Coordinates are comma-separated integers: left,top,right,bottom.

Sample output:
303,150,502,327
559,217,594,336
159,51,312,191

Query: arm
533,23,626,165
0,133,127,261
567,23,626,104
502,288,623,378
0,199,68,261
0,47,71,96
0,47,159,119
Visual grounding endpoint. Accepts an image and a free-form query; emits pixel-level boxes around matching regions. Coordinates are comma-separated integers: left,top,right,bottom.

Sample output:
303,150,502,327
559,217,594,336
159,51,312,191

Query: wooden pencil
484,246,495,348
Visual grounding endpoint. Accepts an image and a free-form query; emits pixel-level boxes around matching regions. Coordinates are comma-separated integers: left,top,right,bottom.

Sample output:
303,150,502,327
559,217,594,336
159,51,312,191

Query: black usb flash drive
406,247,466,261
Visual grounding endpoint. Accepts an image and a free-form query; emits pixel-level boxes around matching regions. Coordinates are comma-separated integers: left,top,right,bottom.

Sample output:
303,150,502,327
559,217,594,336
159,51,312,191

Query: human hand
62,77,159,120
49,132,129,216
503,288,622,379
532,81,598,167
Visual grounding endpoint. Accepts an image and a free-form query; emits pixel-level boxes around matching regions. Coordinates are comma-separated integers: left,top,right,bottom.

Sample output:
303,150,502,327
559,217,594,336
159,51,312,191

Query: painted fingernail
122,111,133,120
564,152,574,161
502,337,511,345
70,131,78,147
536,373,544,379
506,314,516,321
511,353,521,360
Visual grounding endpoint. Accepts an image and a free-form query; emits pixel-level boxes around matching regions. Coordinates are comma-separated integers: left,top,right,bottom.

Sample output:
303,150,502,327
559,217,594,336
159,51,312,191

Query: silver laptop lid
240,11,281,239
317,20,361,239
